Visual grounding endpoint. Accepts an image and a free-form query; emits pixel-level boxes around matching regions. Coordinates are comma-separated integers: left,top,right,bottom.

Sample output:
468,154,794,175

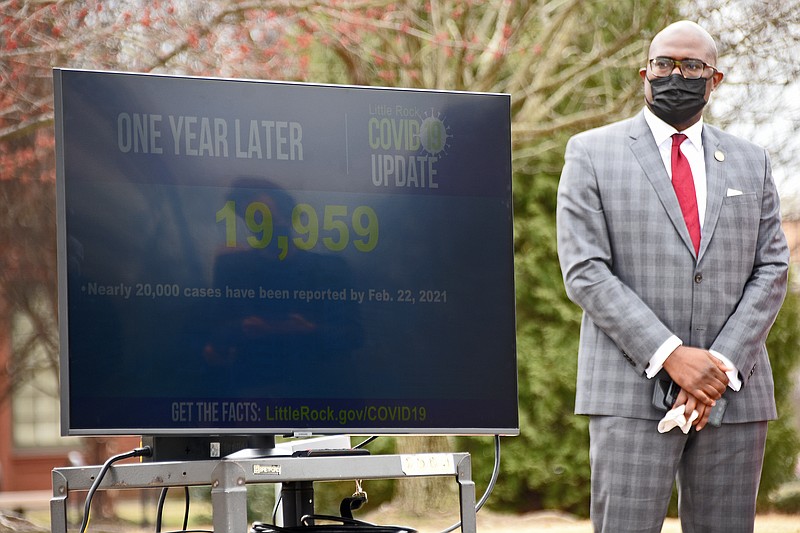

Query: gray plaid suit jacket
556,110,789,423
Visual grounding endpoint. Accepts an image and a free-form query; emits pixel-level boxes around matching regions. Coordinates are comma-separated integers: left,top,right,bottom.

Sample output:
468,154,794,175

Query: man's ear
710,70,724,91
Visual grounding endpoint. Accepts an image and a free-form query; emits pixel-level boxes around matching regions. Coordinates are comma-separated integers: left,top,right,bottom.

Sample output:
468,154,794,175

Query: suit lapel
627,112,698,256
698,128,726,261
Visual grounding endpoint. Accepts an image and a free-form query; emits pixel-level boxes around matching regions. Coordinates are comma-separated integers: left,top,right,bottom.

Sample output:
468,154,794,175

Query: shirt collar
643,106,704,150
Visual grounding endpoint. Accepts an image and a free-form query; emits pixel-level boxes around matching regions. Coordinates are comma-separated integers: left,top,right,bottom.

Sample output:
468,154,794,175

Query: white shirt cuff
709,350,742,391
646,336,683,379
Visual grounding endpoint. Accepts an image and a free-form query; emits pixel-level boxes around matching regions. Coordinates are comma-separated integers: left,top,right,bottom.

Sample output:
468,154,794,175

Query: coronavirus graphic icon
419,109,451,156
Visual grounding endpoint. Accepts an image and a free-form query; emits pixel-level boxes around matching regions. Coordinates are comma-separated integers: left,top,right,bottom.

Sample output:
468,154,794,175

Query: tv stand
50,452,477,532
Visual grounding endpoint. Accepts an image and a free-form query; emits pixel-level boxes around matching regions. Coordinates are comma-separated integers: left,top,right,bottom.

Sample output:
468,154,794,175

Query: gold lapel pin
714,150,725,162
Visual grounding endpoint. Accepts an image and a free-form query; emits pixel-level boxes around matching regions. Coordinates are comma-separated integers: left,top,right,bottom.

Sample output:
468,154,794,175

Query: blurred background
1,0,799,529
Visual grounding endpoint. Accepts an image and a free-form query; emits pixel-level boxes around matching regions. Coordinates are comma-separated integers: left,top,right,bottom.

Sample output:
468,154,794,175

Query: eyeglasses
648,57,718,79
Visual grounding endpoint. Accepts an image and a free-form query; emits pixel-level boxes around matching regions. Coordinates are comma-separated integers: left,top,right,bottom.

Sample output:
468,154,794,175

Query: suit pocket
715,192,759,261
722,192,757,206
720,192,759,230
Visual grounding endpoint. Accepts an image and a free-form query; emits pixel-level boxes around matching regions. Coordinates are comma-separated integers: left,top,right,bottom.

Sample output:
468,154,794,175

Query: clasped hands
662,345,731,431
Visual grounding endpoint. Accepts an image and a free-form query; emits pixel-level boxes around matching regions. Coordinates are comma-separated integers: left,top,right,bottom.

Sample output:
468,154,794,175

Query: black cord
183,486,191,531
156,487,168,532
353,436,378,449
156,486,191,532
271,492,284,524
78,446,152,533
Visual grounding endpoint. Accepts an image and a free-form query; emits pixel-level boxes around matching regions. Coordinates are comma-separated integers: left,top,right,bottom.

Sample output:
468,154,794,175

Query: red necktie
671,133,701,254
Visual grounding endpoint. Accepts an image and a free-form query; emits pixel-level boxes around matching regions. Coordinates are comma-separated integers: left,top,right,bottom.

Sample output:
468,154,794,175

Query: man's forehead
649,24,717,62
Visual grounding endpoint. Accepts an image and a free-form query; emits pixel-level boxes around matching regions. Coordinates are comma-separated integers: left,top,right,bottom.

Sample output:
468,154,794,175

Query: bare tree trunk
392,436,459,517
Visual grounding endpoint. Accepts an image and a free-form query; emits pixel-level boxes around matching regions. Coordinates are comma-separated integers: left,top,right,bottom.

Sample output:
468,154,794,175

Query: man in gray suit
556,20,789,533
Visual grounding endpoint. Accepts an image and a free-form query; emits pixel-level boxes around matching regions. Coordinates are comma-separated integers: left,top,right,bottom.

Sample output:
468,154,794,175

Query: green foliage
760,278,800,509
460,143,591,516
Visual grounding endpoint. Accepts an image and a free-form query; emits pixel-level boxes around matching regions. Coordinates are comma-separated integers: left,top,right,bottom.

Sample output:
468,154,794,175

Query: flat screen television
54,69,518,439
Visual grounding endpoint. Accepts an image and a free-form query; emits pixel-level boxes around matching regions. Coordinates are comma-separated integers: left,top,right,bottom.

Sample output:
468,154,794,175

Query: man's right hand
673,388,712,431
663,345,730,406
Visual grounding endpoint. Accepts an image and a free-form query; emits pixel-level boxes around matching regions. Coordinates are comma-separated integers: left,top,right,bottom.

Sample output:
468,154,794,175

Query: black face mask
647,74,708,127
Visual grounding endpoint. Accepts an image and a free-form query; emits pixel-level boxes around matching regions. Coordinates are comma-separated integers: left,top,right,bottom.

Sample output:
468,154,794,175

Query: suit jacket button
694,274,703,283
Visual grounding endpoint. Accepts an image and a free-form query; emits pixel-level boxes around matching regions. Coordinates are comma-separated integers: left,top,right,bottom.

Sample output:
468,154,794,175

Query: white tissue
657,404,699,434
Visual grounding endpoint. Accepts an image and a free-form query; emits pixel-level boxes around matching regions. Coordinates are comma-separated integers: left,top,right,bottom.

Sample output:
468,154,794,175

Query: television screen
54,69,517,436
